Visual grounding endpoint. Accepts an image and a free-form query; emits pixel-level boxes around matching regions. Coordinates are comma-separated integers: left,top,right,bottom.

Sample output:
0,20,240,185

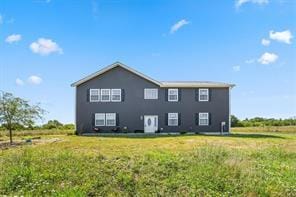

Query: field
0,127,295,196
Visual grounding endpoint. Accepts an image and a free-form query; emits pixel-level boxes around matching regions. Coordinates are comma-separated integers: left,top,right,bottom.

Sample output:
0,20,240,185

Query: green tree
231,115,241,127
0,92,45,144
62,123,75,130
42,120,63,129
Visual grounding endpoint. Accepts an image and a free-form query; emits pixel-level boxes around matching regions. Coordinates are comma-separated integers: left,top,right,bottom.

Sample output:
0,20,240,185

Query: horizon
1,0,295,124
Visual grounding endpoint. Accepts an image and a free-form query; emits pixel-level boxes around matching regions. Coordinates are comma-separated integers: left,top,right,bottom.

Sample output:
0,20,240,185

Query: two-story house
71,62,235,134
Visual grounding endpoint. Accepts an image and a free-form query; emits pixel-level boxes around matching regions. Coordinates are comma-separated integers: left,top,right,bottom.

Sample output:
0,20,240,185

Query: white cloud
6,18,14,24
235,0,269,8
170,19,190,34
33,0,51,3
28,75,42,85
233,65,241,72
91,0,98,19
269,30,293,44
0,15,14,25
16,78,24,86
151,52,160,57
5,34,22,43
258,52,278,65
261,38,270,46
30,38,63,55
245,59,256,64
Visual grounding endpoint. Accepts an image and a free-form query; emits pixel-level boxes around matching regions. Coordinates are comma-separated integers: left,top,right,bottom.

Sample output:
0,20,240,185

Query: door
144,115,158,133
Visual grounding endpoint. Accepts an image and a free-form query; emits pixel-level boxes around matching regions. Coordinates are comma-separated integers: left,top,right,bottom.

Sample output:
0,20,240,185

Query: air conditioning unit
221,122,226,134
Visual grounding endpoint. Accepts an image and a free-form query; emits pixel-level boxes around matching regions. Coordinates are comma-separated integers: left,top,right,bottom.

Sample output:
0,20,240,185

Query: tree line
0,119,74,131
231,115,296,127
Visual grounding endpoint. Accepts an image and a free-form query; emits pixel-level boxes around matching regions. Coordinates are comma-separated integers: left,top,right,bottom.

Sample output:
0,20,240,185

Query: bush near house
179,130,187,134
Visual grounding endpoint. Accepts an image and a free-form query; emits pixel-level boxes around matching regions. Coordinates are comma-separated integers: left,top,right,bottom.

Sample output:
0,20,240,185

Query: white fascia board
71,62,162,87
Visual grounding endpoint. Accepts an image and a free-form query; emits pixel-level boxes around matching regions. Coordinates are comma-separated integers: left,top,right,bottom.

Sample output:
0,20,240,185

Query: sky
0,0,295,124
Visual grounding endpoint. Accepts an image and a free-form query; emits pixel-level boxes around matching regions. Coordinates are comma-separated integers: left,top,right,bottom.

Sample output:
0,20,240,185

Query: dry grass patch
0,131,295,196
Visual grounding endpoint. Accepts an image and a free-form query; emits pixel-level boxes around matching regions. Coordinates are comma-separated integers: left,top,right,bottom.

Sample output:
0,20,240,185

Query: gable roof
71,62,162,87
71,62,235,88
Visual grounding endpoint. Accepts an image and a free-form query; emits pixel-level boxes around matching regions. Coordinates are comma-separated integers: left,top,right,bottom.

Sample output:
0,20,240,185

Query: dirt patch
0,138,63,150
0,141,24,150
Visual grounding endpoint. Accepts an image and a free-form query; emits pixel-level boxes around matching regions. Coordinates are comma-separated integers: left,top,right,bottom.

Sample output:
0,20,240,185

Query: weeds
0,132,295,196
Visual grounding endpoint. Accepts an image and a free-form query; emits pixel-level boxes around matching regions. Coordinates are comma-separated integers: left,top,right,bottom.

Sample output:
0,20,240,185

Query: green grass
0,129,295,196
232,126,296,133
0,129,74,138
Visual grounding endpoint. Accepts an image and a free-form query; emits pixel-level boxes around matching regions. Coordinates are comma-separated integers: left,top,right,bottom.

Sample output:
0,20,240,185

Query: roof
160,81,235,88
71,62,235,88
71,62,162,87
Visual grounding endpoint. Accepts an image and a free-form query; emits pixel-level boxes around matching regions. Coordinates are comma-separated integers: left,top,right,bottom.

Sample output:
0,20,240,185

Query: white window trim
95,113,105,126
199,112,209,126
144,88,158,100
90,89,100,102
199,88,209,102
111,89,121,102
168,113,178,126
168,88,178,102
106,113,116,126
101,89,111,102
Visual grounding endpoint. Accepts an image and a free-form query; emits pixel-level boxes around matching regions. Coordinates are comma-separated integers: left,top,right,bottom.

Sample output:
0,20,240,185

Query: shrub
93,127,101,132
134,130,144,133
179,130,187,135
112,127,120,132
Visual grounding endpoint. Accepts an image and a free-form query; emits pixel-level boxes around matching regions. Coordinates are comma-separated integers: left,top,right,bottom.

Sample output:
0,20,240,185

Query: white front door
144,115,158,133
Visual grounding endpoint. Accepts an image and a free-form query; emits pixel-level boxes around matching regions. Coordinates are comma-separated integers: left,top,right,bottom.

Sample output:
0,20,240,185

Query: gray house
71,62,235,134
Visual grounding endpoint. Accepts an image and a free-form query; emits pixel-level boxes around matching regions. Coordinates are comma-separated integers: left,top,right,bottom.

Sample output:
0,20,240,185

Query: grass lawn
0,129,295,196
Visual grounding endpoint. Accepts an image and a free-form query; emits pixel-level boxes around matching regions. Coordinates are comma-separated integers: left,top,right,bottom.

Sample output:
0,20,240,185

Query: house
71,62,235,134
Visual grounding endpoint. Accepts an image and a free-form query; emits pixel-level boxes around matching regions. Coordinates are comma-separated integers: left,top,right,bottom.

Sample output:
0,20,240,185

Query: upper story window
106,113,116,126
101,89,111,102
168,89,178,102
199,88,209,101
95,113,105,126
90,89,100,102
111,89,121,102
168,113,178,126
144,88,158,99
199,112,209,126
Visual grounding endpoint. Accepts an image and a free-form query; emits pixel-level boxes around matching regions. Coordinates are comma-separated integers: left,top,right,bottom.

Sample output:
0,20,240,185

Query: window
95,113,105,126
144,88,158,99
199,113,209,126
168,89,178,102
106,113,116,126
101,89,110,102
90,89,100,102
111,89,121,102
168,113,178,126
199,89,209,101
90,89,121,102
95,113,116,126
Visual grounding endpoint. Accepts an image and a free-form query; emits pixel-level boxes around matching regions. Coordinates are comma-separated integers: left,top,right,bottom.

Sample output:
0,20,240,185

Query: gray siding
76,66,230,134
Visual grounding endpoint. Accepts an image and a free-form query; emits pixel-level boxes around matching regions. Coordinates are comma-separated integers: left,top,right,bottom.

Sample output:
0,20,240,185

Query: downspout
229,86,231,134
74,86,77,135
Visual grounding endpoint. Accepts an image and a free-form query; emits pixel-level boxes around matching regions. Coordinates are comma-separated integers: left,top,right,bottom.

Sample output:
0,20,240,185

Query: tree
0,92,45,144
231,115,241,127
62,123,75,130
42,120,63,129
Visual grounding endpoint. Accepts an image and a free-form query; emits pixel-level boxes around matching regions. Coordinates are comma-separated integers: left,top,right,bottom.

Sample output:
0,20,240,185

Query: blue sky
0,0,295,124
